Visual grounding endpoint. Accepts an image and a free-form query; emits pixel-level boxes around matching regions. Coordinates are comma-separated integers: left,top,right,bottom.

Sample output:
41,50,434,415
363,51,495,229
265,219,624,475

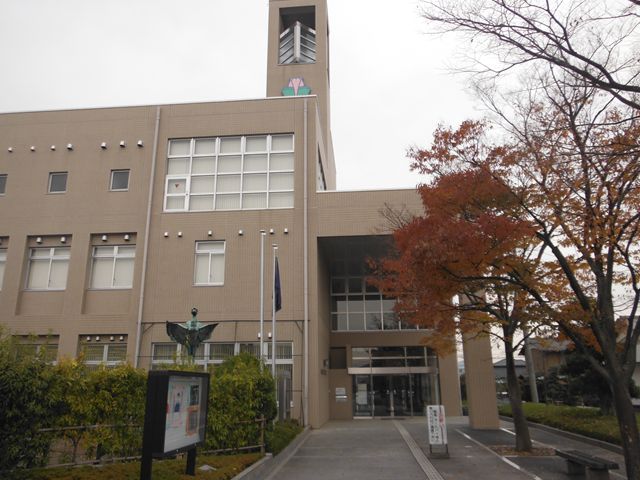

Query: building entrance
353,373,436,417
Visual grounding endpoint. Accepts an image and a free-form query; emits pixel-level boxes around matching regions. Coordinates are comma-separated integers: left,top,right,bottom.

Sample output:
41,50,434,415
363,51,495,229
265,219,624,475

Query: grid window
13,336,59,363
90,245,135,289
79,337,127,369
239,343,261,357
267,342,293,360
209,343,235,362
194,241,225,286
26,247,70,290
0,174,6,194
110,170,130,191
48,172,68,193
330,260,419,332
153,343,178,361
164,134,294,212
350,347,437,369
151,342,293,380
0,249,6,290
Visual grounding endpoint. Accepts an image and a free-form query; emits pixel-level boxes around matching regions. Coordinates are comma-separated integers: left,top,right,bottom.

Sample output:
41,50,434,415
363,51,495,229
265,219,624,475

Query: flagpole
271,244,278,378
259,230,266,366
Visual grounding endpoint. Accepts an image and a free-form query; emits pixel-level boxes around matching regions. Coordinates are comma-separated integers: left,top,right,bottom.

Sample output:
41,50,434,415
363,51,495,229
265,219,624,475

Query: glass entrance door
353,374,435,417
353,375,373,417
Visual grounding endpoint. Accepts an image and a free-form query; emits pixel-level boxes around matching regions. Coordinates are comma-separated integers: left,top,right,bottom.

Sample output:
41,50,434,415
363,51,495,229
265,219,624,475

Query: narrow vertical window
0,248,6,290
316,150,326,191
0,174,7,195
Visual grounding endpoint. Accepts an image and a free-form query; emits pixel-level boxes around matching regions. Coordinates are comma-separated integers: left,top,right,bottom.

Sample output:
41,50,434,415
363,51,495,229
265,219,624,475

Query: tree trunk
504,340,532,451
611,376,640,479
598,392,614,416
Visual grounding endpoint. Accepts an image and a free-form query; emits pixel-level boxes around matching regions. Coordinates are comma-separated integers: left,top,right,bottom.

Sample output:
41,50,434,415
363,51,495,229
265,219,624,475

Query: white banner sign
426,405,447,446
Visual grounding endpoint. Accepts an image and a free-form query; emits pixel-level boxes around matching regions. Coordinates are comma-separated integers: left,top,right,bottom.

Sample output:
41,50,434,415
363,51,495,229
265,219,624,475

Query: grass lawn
499,402,640,445
8,452,262,480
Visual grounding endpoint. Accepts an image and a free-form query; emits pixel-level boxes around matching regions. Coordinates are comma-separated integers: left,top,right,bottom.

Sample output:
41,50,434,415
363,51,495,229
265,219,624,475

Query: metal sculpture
166,307,218,359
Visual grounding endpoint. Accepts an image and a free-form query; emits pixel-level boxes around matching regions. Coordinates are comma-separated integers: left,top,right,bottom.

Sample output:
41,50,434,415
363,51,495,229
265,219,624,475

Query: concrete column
462,332,499,429
438,351,462,416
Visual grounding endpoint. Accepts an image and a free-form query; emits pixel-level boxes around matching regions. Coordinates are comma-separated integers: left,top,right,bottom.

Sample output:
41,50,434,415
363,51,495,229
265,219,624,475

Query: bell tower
266,0,331,144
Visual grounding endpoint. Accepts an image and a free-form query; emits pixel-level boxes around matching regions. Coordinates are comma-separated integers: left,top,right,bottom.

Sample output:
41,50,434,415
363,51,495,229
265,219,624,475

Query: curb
230,453,272,480
499,415,623,454
232,426,312,480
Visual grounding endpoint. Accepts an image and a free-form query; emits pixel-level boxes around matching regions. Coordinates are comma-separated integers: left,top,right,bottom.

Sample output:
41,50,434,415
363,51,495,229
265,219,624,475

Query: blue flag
274,257,282,312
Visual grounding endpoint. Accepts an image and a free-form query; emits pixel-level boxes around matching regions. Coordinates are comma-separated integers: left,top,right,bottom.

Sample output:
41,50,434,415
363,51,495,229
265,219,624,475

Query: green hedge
499,402,640,445
0,333,277,472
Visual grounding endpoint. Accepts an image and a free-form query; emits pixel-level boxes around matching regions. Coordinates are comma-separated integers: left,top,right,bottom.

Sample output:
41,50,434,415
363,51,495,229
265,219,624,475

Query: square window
0,174,6,194
48,172,67,193
90,245,135,289
110,170,130,191
169,139,191,156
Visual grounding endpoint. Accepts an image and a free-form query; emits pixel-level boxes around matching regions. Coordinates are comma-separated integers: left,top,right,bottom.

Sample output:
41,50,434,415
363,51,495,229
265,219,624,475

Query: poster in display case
141,370,210,458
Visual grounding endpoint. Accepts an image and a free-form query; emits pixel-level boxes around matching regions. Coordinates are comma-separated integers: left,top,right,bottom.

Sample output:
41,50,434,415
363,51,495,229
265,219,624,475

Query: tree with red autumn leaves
371,124,548,451
372,86,640,467
377,0,640,472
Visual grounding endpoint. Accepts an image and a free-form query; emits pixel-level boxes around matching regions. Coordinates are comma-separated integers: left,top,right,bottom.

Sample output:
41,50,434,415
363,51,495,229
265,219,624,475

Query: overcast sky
0,0,480,190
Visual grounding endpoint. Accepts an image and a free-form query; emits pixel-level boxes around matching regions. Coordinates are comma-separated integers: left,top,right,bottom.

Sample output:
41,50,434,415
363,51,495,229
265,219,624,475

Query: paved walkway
252,417,628,480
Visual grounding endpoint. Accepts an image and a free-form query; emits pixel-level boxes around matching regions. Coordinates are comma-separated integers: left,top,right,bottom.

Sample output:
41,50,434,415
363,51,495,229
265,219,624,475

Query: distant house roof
518,338,570,355
493,358,527,368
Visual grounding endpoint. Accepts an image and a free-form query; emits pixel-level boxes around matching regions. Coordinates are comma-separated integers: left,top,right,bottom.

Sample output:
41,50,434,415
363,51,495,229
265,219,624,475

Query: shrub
0,334,61,470
266,420,303,455
206,353,276,451
84,364,147,459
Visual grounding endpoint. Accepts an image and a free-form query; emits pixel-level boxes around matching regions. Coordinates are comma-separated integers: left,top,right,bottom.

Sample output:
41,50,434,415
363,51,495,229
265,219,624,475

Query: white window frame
193,241,225,286
80,339,127,368
48,172,68,194
26,246,70,291
0,248,6,290
109,169,130,191
164,134,294,213
89,245,135,289
0,174,7,195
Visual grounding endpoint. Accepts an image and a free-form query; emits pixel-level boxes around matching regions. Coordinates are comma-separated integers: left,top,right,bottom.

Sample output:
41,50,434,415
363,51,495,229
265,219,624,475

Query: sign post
426,405,449,458
140,370,210,479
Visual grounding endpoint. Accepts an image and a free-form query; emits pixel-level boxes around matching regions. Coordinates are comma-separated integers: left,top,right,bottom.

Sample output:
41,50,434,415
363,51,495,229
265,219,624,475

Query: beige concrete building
0,0,497,428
